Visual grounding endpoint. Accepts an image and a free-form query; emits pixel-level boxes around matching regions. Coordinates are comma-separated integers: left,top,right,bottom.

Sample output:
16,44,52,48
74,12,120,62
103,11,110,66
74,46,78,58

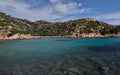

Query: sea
0,37,120,75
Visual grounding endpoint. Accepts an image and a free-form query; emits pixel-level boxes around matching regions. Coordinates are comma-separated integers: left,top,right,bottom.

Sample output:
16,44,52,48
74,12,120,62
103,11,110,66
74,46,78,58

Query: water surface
0,38,120,75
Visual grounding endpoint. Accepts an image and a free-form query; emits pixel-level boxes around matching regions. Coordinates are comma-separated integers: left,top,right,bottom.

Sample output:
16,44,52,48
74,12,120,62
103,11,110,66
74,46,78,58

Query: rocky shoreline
0,34,41,40
37,33,120,38
0,33,120,40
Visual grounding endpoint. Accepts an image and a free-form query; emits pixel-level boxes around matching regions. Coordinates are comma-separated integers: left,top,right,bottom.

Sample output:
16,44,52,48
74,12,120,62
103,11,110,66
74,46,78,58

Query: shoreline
0,34,41,40
39,35,120,39
0,34,120,40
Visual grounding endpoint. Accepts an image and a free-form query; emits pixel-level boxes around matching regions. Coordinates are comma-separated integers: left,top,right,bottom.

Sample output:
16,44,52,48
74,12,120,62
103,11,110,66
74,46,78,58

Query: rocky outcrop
86,18,96,21
67,32,120,38
0,34,40,40
79,33,103,38
70,33,102,38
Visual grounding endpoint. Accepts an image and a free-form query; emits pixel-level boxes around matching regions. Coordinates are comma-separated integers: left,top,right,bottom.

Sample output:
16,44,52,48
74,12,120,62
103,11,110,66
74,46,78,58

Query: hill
35,18,120,37
0,12,120,39
0,12,39,39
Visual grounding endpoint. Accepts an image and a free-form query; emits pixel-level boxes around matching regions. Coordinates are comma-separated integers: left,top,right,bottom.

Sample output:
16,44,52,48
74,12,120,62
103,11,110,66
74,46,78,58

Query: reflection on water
0,38,120,75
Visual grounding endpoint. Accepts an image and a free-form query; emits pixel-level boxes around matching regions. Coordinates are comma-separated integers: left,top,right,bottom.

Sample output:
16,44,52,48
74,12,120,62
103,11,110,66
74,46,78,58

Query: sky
0,0,120,25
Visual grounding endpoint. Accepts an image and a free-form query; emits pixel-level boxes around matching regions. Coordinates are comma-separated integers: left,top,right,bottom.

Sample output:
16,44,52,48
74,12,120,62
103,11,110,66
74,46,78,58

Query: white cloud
96,12,120,25
50,0,63,3
52,2,78,14
0,0,91,21
108,20,120,25
50,1,90,16
0,0,33,17
97,12,120,19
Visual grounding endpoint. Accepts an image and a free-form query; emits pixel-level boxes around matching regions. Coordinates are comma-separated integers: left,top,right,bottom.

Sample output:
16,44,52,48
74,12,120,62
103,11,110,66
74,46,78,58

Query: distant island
0,12,120,40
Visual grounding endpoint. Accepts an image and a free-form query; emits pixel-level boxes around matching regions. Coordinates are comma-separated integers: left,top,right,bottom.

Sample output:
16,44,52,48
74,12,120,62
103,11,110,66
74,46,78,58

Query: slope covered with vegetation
0,12,120,38
35,18,120,37
0,12,37,37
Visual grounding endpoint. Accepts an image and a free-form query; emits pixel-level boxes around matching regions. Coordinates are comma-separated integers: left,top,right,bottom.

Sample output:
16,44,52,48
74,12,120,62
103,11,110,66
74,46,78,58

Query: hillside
35,18,120,37
0,12,39,39
0,12,120,39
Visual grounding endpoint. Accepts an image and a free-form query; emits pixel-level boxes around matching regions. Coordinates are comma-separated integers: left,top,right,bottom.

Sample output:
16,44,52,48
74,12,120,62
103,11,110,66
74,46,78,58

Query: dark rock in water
96,65,110,75
83,71,89,75
88,45,120,52
63,71,69,75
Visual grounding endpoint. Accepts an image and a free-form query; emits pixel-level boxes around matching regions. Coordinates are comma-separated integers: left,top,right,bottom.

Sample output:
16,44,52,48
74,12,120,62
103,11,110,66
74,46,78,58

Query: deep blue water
0,38,120,75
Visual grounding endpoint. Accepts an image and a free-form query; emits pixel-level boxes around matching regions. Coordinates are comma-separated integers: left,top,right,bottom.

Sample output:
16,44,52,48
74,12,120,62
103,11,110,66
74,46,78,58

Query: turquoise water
0,38,120,75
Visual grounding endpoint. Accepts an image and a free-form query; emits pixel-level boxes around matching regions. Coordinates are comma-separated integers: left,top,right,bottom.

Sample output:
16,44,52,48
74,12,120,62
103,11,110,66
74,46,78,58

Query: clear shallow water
0,38,120,75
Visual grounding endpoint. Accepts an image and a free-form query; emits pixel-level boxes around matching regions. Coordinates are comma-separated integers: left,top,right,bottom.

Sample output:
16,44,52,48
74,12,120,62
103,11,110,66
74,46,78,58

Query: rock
70,33,103,38
86,18,96,21
8,34,20,39
0,33,40,40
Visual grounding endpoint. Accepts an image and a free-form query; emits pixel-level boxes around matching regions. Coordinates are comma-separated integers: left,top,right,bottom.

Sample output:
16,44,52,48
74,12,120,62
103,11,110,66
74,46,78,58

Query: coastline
39,35,120,39
0,34,41,40
0,33,120,40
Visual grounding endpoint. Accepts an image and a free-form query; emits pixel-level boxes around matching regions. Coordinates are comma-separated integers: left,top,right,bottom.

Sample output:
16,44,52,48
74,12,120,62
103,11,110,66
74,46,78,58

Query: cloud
49,0,90,15
97,12,120,19
50,0,63,3
51,2,87,15
0,0,33,18
0,0,91,21
108,19,120,25
96,12,120,25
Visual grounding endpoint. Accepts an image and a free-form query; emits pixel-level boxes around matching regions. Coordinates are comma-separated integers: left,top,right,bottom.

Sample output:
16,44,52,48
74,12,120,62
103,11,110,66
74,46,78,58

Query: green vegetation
0,12,120,37
0,12,37,36
35,18,119,36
